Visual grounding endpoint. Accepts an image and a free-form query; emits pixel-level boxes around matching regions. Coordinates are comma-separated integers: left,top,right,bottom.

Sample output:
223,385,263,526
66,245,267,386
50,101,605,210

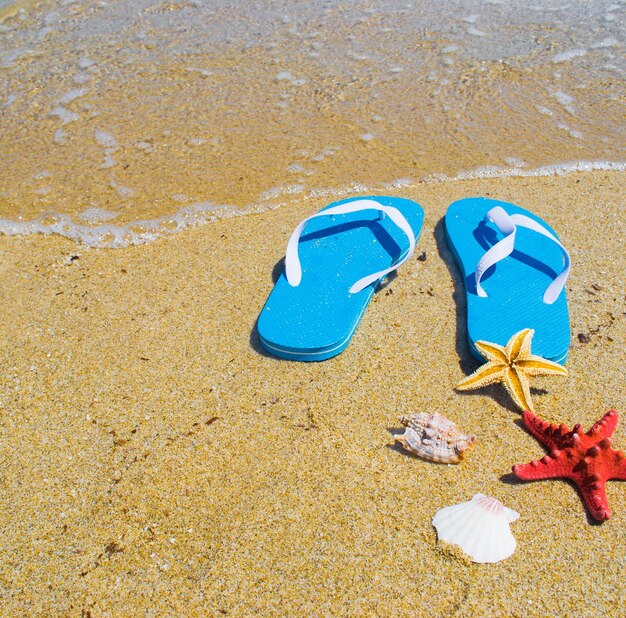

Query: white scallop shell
395,412,476,463
432,494,520,563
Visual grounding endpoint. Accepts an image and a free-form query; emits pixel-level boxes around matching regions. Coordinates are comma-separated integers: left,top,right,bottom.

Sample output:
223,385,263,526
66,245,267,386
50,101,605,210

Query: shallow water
0,0,624,246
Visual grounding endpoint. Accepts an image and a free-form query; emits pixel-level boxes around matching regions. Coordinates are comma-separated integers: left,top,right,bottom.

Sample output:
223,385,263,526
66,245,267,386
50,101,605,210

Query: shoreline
2,0,624,228
1,169,625,615
1,160,624,248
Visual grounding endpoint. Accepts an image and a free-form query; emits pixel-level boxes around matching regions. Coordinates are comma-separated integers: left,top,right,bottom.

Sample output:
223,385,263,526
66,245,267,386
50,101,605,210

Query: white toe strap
285,199,416,294
475,206,571,304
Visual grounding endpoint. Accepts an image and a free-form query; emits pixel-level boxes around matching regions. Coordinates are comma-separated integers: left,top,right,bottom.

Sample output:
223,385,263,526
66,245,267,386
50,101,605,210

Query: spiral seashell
432,494,520,563
395,412,476,463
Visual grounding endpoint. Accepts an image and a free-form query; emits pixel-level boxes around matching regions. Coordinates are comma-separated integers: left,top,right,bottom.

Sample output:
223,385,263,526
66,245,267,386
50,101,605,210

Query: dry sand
0,170,625,616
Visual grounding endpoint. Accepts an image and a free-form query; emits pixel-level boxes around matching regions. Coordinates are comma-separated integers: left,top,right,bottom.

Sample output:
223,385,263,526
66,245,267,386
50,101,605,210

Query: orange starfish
513,409,626,521
456,328,568,412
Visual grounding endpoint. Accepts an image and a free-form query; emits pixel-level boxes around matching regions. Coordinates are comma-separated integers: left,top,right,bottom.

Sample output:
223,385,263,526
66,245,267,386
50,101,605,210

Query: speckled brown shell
395,412,476,464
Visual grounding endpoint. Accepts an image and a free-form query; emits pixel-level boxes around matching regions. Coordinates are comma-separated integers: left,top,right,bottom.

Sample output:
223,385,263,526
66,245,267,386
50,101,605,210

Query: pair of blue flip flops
257,196,571,363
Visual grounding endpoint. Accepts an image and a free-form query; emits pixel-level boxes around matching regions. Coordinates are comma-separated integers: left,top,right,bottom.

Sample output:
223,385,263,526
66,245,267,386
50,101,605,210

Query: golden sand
1,170,624,615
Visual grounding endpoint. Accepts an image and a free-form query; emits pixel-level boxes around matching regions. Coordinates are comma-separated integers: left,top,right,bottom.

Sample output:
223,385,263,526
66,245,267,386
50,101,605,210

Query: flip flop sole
258,196,424,361
445,197,570,364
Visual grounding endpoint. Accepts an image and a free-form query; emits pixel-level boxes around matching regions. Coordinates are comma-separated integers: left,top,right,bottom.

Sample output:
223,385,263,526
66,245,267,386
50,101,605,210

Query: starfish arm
579,479,612,522
598,439,626,481
456,363,506,391
505,366,534,412
513,453,572,481
474,340,509,364
521,410,571,451
515,356,569,377
587,409,619,441
506,328,534,360
608,451,626,481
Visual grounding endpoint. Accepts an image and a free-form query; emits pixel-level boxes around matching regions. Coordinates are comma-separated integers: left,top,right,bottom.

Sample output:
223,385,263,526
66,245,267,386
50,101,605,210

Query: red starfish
513,409,626,521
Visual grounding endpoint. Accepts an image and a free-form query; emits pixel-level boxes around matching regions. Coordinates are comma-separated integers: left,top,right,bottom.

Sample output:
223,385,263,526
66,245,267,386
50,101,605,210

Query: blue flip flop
258,196,424,361
445,197,571,364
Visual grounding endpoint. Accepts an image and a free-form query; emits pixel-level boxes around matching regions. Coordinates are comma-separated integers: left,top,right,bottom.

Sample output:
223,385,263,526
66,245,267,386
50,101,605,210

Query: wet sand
2,0,624,230
0,170,624,616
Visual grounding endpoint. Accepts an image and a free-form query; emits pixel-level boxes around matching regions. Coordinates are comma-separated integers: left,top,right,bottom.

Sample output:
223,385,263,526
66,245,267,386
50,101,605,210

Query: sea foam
0,203,240,248
1,161,623,249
